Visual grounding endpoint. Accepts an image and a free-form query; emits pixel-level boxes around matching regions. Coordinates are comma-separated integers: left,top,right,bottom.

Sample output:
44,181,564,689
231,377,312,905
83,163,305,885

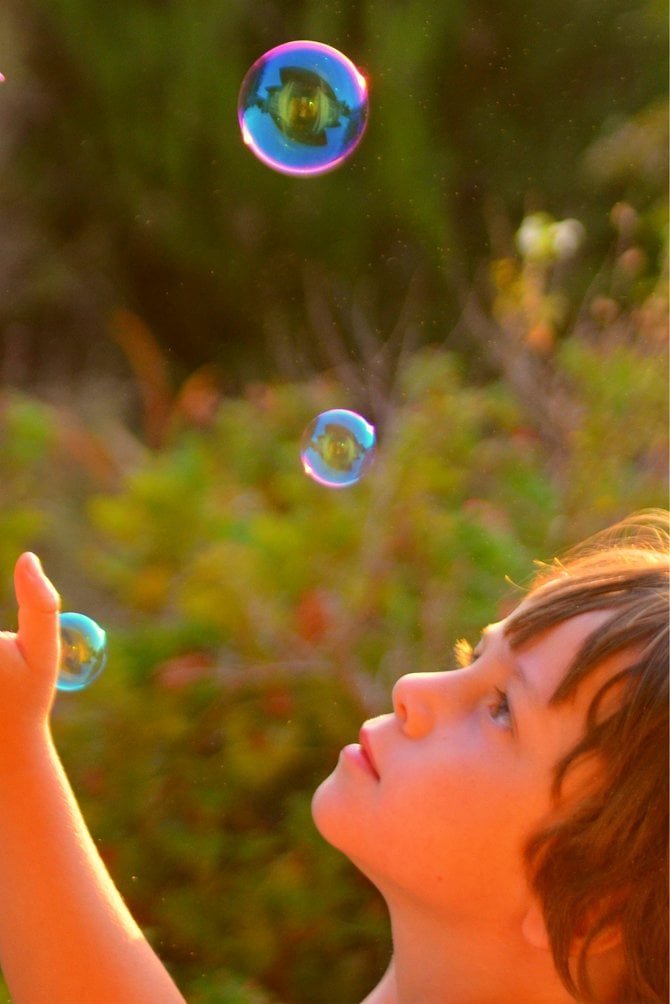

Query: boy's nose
392,672,449,738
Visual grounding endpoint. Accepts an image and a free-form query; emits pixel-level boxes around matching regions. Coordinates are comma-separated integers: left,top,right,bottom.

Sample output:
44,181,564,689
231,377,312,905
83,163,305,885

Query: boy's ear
521,899,550,951
522,899,623,957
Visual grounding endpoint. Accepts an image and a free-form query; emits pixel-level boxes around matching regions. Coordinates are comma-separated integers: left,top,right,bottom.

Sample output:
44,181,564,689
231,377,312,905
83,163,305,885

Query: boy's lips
358,726,380,780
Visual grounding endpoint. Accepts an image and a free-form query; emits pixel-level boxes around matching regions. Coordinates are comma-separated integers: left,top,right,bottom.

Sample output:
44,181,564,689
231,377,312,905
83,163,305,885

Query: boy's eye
453,638,514,733
489,688,513,730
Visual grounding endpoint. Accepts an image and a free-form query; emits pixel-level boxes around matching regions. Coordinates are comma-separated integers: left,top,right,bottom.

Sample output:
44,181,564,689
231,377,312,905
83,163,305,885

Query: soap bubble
57,612,107,692
301,409,376,487
238,40,368,177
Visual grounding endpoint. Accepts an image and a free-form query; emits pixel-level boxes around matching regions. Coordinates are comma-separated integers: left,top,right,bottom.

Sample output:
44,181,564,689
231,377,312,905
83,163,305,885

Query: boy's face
312,609,622,931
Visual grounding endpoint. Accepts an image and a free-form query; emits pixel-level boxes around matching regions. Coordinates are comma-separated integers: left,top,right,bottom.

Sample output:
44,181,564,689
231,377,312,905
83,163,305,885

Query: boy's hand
0,553,61,743
0,554,187,1004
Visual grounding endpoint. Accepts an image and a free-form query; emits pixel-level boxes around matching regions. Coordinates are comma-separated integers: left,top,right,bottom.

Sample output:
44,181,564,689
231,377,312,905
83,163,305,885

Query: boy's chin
310,772,334,833
310,770,351,848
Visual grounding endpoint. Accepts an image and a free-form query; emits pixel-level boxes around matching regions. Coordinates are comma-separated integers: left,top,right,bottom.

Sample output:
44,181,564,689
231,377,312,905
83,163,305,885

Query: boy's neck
384,903,575,1004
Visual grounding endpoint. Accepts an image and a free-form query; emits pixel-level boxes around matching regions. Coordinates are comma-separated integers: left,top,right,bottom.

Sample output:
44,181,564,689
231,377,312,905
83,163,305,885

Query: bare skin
0,555,627,1003
361,960,396,1003
0,553,185,1004
313,614,628,1003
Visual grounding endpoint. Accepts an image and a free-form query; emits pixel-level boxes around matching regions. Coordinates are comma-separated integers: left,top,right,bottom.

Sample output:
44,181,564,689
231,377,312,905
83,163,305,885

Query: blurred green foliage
0,0,667,382
0,233,667,998
0,1,668,1000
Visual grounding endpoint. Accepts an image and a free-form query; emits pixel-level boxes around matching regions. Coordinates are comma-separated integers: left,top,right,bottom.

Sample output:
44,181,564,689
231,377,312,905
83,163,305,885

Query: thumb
14,552,61,679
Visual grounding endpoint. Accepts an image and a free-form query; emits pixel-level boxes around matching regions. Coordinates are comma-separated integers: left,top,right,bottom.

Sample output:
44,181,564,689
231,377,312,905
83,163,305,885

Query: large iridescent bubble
238,41,369,177
301,409,376,487
58,612,107,692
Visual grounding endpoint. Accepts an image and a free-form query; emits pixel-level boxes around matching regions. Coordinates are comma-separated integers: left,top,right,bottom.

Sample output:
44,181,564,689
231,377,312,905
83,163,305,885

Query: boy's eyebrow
480,624,542,708
510,660,542,708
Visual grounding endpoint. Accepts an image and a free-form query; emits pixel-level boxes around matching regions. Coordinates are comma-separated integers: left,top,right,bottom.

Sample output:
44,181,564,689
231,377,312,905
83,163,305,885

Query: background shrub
0,270,666,999
0,0,667,998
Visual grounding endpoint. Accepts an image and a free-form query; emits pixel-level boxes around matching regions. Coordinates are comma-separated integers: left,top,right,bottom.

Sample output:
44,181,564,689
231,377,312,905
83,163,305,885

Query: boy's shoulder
359,960,396,1004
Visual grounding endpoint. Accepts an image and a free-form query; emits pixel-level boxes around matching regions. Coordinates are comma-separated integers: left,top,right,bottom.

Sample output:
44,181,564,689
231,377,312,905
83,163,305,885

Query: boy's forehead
495,609,622,704
485,607,610,640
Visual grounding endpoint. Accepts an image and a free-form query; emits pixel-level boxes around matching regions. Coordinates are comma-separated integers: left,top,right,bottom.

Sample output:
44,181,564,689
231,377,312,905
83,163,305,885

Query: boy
0,511,666,1002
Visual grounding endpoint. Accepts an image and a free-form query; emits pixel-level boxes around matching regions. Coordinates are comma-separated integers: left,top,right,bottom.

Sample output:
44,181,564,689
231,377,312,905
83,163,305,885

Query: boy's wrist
0,723,58,784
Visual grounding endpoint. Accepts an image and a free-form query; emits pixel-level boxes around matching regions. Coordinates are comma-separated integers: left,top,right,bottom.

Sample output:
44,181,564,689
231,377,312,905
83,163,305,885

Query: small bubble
58,612,107,692
301,409,376,487
238,41,368,177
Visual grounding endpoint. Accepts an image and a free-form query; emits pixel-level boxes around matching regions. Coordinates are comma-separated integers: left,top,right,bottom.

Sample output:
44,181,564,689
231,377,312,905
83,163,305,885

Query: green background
0,1,667,1000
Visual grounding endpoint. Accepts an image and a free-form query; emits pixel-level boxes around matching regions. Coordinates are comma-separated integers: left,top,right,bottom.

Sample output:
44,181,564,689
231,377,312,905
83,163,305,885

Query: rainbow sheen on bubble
238,41,368,177
58,612,107,692
301,409,376,487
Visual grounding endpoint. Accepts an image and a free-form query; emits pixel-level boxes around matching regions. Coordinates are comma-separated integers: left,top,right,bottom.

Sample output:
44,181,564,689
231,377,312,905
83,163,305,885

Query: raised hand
0,553,61,755
0,553,186,1003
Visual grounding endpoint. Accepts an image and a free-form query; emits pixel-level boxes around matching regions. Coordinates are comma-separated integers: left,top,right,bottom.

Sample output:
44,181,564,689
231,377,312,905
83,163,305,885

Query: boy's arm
0,553,185,1004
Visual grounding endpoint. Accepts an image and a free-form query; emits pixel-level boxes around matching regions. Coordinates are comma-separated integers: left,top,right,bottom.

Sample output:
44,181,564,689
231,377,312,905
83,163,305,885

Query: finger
14,553,61,676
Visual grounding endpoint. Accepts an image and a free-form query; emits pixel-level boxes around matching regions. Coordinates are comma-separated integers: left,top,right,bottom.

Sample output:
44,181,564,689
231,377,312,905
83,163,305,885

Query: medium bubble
58,612,107,692
238,41,368,177
301,409,376,487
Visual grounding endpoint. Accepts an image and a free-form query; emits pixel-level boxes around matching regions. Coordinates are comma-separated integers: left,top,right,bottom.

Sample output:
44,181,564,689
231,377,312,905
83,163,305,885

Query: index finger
14,553,61,676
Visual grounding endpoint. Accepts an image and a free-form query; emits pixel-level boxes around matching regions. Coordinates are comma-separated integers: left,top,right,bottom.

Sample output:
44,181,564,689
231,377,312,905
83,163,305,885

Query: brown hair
504,511,669,1003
